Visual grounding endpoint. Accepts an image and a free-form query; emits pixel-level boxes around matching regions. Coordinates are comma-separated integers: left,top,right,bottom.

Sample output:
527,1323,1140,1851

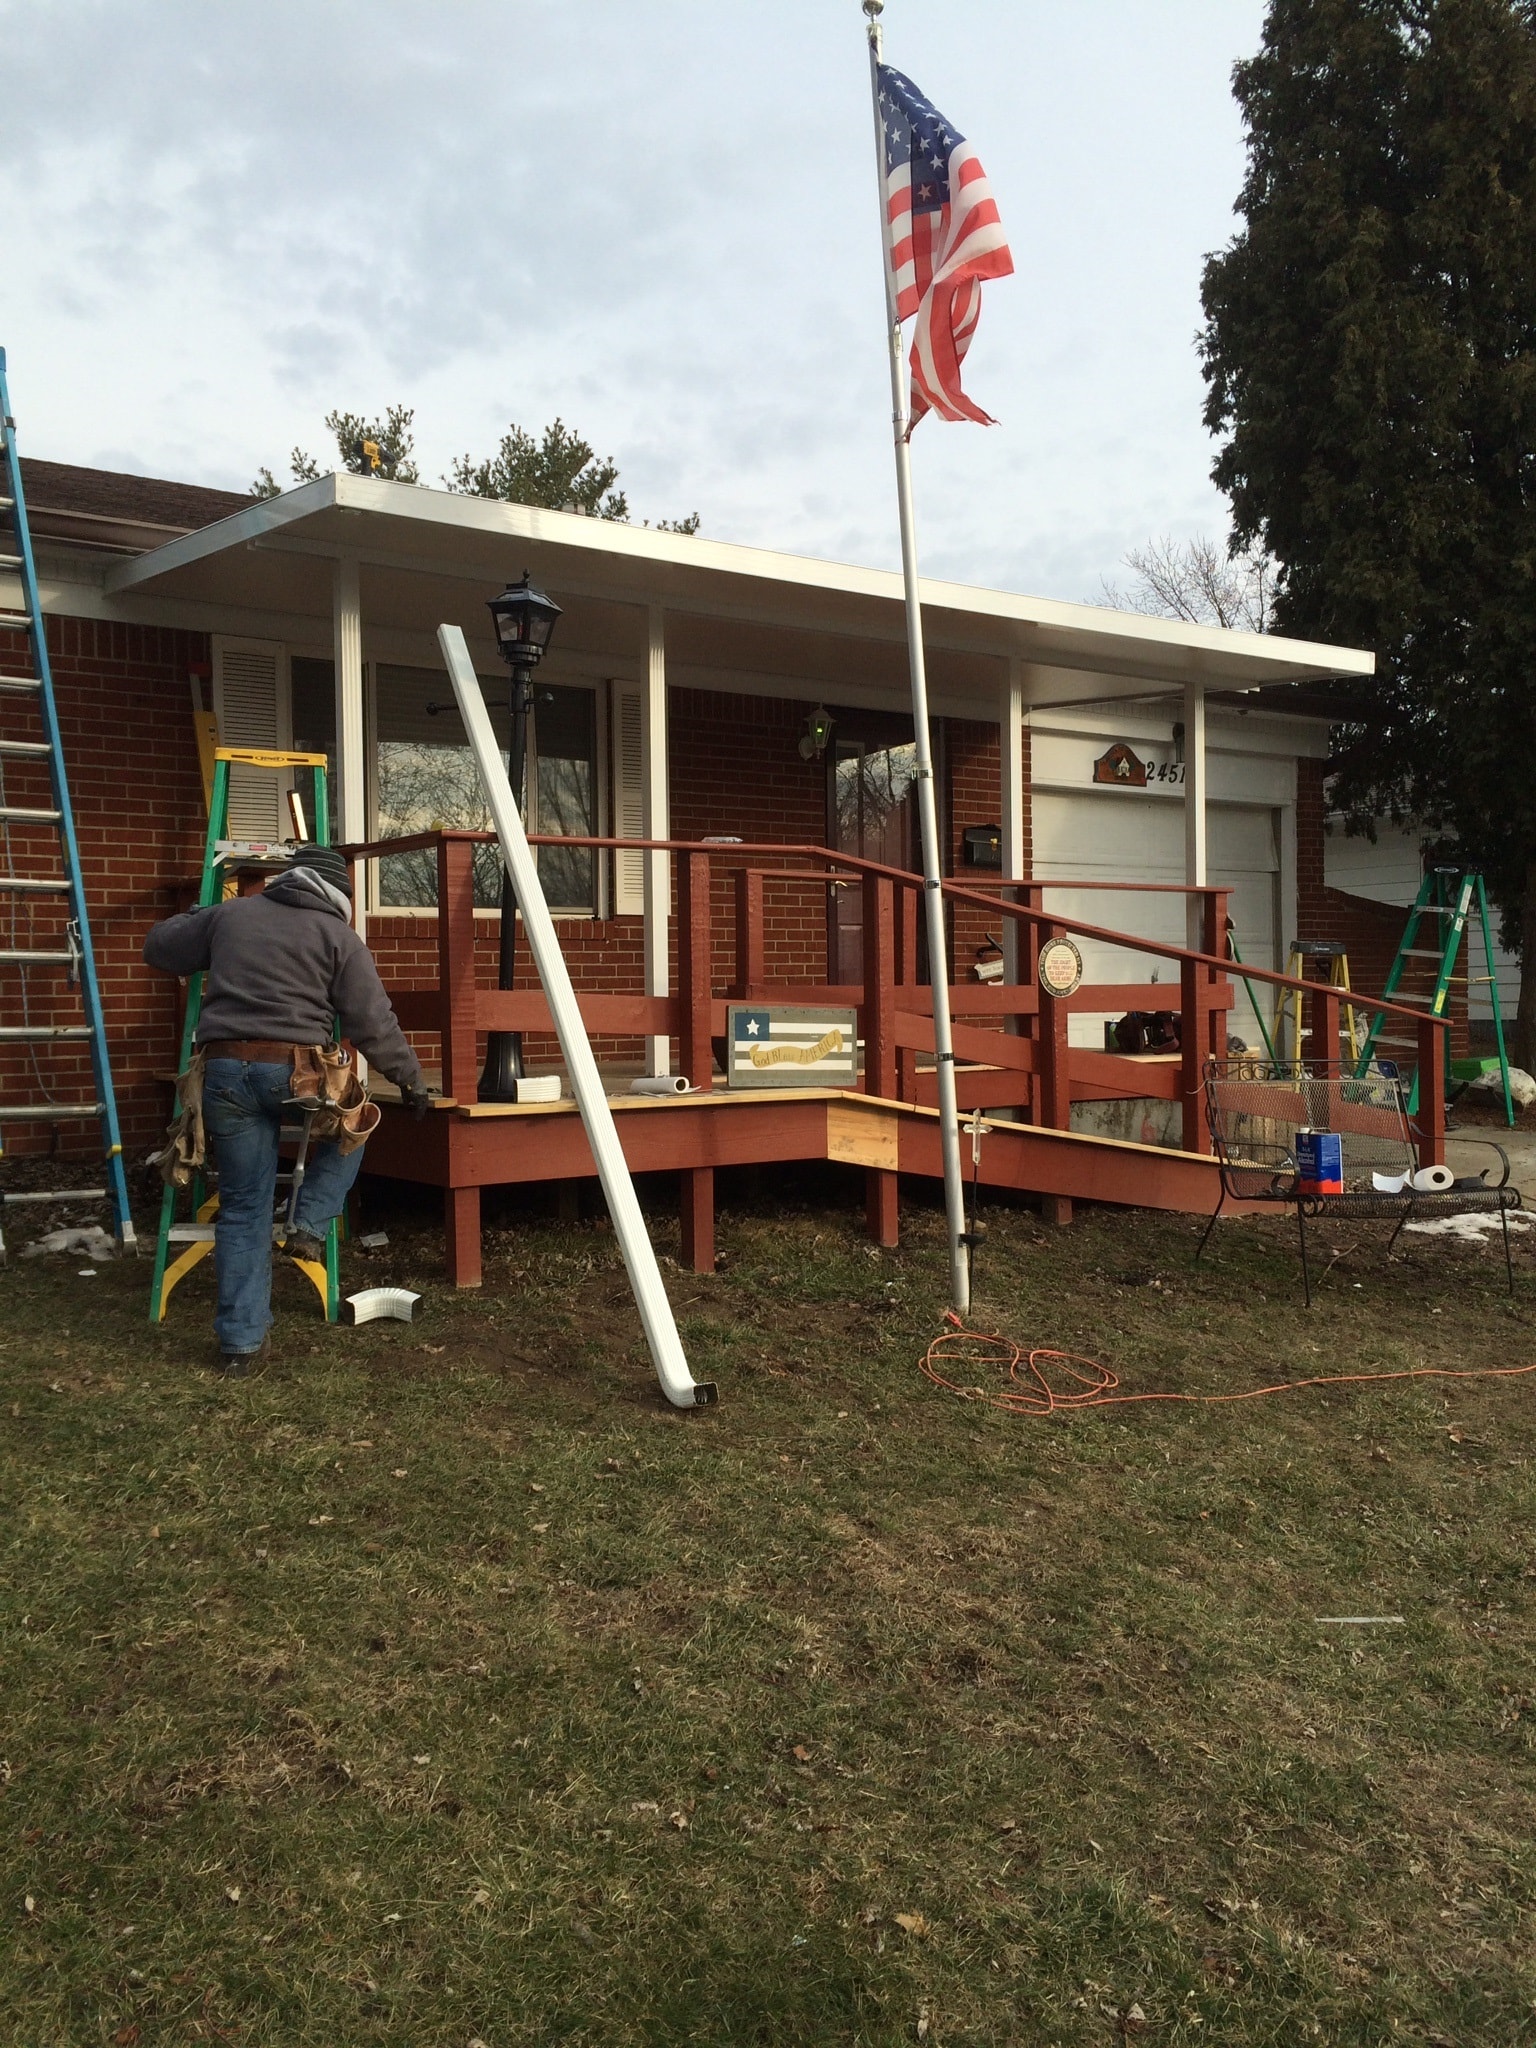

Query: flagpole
863,0,970,1317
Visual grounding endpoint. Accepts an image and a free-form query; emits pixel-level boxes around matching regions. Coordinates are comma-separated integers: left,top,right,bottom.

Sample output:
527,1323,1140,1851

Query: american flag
877,63,1013,431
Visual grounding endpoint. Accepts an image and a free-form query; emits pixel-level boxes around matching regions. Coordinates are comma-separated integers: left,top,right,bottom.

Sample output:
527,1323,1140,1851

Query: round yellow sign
1037,936,1083,998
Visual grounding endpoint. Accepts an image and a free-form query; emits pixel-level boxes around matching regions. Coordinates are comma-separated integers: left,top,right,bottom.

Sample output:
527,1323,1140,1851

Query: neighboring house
1325,816,1516,1044
1,460,1383,1222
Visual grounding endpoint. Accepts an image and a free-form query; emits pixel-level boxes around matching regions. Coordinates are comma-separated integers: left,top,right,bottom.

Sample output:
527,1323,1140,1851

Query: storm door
827,715,918,983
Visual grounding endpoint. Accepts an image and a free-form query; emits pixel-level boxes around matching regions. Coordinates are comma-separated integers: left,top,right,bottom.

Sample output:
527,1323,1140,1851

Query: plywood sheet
826,1100,899,1171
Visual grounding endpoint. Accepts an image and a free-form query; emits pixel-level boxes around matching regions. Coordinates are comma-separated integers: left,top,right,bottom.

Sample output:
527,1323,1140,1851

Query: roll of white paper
1411,1163,1455,1192
630,1074,694,1096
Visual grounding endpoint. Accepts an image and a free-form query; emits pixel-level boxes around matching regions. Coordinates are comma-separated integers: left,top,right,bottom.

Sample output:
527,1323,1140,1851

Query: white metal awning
103,470,1375,705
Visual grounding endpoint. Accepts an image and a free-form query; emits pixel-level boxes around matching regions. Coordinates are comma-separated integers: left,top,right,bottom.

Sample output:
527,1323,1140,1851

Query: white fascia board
104,471,1375,689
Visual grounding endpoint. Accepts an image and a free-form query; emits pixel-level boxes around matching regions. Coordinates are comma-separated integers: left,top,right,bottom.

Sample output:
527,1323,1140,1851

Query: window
289,658,601,912
532,685,598,911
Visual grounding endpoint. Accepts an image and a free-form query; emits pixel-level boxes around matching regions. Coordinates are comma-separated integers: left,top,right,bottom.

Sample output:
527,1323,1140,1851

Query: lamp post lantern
479,570,563,1101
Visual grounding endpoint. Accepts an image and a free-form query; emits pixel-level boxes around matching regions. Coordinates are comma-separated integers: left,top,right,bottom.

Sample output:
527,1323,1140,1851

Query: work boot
217,1333,271,1378
285,1230,326,1265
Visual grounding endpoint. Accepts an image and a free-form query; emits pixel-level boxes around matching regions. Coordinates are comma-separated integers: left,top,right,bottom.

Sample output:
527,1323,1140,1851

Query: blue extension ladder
0,348,135,1254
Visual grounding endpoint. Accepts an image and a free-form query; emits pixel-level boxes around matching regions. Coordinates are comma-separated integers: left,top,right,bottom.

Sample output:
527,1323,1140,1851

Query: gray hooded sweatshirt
143,868,424,1090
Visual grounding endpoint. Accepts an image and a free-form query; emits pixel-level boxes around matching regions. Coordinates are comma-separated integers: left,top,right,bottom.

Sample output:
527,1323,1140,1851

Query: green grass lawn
4,1177,1536,2046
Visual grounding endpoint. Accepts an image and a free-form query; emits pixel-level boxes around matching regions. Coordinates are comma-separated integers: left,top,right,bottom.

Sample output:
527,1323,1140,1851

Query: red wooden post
896,879,919,1103
445,1186,482,1288
676,851,717,1271
1038,919,1071,1132
1179,954,1211,1154
734,866,765,996
861,874,897,1099
1021,884,1045,1125
677,851,714,1090
436,834,479,1106
436,834,483,1286
1206,888,1229,1063
680,1166,716,1273
1309,985,1342,1068
1417,1016,1446,1165
861,873,900,1247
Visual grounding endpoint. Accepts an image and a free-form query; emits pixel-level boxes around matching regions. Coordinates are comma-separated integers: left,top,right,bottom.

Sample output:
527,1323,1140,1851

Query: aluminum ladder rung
1,1187,108,1208
0,680,41,694
0,947,74,964
0,1101,106,1120
0,738,52,758
0,805,61,823
0,1024,92,1040
0,876,70,892
0,614,35,633
168,1223,217,1243
0,553,21,570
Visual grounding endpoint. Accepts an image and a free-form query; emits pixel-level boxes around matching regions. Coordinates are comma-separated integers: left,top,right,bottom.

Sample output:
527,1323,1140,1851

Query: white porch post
999,657,1026,985
642,604,671,1076
332,557,367,935
1183,679,1207,950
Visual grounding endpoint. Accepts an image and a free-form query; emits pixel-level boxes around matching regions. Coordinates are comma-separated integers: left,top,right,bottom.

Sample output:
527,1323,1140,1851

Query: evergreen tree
1200,0,1536,1058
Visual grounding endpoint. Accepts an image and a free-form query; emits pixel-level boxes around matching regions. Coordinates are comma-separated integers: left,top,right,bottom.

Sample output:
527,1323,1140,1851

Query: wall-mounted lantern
798,705,835,761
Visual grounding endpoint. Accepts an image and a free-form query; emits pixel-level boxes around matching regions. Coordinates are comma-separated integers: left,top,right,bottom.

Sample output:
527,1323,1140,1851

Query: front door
828,716,918,982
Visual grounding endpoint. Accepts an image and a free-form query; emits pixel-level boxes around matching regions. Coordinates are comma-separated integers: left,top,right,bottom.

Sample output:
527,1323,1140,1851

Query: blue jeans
202,1058,365,1354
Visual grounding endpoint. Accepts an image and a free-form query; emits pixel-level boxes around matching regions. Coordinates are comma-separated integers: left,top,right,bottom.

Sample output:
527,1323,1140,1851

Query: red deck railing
344,830,1450,1166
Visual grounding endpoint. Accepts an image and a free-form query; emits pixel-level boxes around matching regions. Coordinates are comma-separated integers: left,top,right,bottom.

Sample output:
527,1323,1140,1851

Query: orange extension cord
921,1313,1536,1417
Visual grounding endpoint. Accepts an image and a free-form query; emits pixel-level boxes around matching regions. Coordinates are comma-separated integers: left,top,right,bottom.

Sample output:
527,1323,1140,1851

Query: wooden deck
348,830,1451,1286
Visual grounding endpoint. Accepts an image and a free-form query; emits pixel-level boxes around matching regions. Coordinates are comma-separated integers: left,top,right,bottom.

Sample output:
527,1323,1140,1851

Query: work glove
401,1083,434,1122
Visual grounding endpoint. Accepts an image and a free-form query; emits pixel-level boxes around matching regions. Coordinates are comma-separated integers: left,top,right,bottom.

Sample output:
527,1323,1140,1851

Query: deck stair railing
347,830,1450,1164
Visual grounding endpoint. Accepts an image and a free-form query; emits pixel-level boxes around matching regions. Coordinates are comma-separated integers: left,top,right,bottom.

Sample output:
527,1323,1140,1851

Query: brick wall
0,615,210,1158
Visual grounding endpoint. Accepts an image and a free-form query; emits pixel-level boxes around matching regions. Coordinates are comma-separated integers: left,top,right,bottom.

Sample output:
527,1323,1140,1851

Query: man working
144,843,428,1372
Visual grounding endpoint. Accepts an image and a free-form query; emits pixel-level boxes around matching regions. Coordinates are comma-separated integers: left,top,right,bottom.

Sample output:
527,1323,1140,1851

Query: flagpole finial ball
862,0,884,17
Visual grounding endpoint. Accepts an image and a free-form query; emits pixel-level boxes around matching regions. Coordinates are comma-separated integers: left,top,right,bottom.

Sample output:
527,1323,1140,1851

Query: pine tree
1201,0,1536,1059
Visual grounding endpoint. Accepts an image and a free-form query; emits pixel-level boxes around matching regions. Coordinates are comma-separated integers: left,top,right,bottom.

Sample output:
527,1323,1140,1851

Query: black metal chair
1197,1057,1520,1304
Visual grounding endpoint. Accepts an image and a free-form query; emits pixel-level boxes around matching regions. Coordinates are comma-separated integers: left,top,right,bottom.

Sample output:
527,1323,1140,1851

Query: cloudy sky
1,0,1264,604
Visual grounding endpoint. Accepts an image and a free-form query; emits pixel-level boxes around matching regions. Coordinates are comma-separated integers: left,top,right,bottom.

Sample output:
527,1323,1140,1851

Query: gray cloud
1,0,1263,600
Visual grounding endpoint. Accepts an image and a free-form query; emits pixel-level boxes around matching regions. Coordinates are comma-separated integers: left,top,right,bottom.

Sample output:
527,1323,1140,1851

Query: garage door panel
1031,792,1280,1048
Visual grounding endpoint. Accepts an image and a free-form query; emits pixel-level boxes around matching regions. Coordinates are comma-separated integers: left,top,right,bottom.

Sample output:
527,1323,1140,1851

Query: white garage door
1032,792,1280,1048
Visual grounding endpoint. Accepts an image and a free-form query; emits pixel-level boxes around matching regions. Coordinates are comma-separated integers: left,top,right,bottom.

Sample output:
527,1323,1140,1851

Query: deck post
437,834,482,1287
999,657,1026,987
1038,918,1072,1134
676,851,716,1271
895,878,920,1103
1180,888,1223,1154
1417,1016,1446,1165
445,1185,483,1289
734,867,765,996
437,836,480,1105
643,605,671,1076
679,1166,716,1274
1308,983,1343,1067
862,872,900,1246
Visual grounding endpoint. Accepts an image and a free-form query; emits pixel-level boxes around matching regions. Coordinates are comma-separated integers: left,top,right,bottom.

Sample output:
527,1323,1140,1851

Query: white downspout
643,604,671,1077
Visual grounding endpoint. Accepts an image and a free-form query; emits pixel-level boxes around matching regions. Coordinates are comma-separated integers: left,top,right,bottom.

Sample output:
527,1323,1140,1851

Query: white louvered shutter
212,638,289,838
612,680,646,914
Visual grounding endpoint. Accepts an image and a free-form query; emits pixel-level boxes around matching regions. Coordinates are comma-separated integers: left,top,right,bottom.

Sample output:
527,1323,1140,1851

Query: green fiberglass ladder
1355,865,1513,1124
149,746,342,1325
0,347,135,1257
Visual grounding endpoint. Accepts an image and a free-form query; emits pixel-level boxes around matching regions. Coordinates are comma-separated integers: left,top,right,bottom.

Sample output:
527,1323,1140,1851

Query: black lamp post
479,569,563,1101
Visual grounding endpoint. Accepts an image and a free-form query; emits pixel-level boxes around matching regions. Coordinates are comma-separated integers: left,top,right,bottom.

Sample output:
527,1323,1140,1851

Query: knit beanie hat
290,842,353,898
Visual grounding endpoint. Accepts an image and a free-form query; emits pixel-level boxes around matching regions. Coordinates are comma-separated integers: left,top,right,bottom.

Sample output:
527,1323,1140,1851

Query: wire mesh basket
1204,1058,1416,1200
